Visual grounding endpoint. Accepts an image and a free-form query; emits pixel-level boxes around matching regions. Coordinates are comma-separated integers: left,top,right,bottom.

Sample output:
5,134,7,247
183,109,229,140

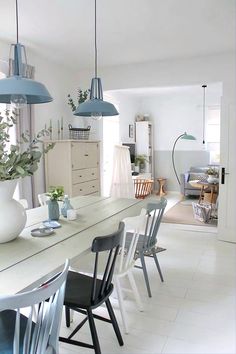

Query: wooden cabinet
135,121,154,176
44,140,100,197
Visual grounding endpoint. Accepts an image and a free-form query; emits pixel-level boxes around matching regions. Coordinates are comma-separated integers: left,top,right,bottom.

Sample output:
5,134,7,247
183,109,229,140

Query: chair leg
140,253,152,298
114,277,129,334
105,298,124,346
127,271,143,312
152,251,164,282
65,306,70,328
87,309,101,354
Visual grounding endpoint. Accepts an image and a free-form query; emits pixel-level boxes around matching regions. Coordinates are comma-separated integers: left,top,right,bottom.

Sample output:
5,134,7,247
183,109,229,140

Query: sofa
180,166,209,197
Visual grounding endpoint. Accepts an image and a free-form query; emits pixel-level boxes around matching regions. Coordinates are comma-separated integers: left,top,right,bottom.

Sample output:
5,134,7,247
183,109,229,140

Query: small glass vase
48,199,60,220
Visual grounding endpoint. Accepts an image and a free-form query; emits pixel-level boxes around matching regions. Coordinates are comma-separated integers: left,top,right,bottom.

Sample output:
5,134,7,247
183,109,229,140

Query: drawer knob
80,189,82,191
84,154,89,157
79,175,82,177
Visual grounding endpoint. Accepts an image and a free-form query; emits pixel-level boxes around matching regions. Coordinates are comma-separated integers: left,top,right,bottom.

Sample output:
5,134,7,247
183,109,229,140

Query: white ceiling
0,0,235,70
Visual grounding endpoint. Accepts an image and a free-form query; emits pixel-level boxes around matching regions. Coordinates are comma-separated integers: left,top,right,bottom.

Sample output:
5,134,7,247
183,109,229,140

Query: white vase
207,175,216,183
0,179,27,243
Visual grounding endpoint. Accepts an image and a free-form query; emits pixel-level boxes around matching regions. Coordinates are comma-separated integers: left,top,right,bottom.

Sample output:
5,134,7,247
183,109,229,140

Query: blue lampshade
0,41,52,105
74,78,118,117
0,75,53,104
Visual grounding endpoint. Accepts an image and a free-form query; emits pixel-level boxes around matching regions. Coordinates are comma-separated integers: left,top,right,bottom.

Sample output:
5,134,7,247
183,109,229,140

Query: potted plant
46,186,64,221
134,155,148,173
67,88,90,112
0,109,54,243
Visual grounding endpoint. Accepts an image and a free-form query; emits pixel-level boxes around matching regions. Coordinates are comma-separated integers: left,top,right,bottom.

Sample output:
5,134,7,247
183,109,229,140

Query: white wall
105,92,140,144
139,86,222,151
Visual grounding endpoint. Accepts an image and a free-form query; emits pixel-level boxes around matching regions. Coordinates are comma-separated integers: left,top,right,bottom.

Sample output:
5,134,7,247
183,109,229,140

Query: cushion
188,173,208,183
189,166,208,173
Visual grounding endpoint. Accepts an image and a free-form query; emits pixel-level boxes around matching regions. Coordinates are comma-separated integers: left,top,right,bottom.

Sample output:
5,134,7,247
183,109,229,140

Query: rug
162,201,217,227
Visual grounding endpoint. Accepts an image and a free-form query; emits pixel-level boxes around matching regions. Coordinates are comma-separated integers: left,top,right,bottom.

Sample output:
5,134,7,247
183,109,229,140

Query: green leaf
15,166,25,175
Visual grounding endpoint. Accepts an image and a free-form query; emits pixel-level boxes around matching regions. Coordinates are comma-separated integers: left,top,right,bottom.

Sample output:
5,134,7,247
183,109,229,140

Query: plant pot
207,175,217,183
134,165,140,173
0,179,27,243
48,200,60,220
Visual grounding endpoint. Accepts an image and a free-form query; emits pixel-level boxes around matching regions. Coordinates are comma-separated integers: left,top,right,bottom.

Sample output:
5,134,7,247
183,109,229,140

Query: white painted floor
59,194,236,354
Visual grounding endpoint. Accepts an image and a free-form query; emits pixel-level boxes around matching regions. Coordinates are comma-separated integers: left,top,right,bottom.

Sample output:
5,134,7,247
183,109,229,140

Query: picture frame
129,124,134,138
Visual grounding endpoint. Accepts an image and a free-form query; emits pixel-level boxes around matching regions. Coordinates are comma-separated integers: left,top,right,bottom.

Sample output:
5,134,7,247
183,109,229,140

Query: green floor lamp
172,132,196,185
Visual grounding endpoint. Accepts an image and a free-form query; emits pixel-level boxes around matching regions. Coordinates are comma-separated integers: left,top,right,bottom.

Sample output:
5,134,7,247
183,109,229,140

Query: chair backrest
90,222,124,303
38,193,50,206
134,179,154,199
119,214,148,273
142,197,167,249
0,260,69,354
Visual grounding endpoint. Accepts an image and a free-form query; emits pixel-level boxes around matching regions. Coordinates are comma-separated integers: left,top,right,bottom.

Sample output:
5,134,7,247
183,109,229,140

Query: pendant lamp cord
202,84,207,145
16,0,19,43
94,0,97,78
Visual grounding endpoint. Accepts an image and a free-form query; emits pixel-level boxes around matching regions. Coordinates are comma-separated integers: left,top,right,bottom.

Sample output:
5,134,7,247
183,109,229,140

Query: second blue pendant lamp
74,0,119,119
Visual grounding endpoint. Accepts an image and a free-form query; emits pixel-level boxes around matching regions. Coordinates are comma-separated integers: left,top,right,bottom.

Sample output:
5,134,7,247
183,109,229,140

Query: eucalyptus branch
0,109,55,181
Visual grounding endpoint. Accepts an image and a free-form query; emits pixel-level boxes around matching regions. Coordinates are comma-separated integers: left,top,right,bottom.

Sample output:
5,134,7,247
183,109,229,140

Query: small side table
157,178,167,196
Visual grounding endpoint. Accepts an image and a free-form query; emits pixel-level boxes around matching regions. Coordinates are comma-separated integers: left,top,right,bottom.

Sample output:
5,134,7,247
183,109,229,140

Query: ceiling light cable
202,84,207,145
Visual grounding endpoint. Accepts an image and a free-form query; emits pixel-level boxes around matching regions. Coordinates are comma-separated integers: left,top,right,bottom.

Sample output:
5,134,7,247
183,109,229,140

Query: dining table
0,195,149,295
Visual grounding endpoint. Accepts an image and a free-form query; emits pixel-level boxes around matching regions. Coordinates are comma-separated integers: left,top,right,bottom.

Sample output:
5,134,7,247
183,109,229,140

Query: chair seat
126,232,150,251
65,271,114,309
0,310,33,354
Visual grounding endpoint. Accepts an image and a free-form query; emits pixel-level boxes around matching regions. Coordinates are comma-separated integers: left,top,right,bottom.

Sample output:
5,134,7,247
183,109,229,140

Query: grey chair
0,260,69,354
126,198,167,298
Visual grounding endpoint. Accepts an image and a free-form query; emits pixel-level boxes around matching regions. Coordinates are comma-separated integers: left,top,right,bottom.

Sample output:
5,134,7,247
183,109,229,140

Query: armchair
180,166,208,197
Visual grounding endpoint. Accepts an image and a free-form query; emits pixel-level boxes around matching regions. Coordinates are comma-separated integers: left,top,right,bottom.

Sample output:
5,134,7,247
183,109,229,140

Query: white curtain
110,145,135,198
9,59,36,208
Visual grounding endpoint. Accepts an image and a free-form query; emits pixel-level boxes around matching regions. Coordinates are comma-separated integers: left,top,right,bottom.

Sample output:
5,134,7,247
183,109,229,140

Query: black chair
59,222,124,354
126,198,167,298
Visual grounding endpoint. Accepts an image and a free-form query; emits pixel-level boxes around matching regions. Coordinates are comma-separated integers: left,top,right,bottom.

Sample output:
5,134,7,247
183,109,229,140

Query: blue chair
0,260,69,354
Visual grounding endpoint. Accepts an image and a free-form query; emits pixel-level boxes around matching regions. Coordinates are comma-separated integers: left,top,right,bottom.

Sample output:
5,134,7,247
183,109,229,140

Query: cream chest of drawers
44,140,100,197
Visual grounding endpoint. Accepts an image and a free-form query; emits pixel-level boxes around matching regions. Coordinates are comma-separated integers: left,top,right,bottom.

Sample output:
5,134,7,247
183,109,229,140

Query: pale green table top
0,195,150,294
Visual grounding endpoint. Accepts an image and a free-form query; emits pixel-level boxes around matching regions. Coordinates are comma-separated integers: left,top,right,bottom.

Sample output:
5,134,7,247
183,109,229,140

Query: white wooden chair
0,260,69,354
71,215,146,334
38,193,50,206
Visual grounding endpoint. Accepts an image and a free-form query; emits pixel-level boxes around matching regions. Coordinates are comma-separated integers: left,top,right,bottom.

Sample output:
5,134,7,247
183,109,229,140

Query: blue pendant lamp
0,0,52,107
74,0,118,119
172,132,196,185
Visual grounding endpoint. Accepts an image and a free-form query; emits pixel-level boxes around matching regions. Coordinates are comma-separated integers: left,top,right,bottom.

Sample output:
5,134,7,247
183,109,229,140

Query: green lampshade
181,132,196,140
172,132,196,185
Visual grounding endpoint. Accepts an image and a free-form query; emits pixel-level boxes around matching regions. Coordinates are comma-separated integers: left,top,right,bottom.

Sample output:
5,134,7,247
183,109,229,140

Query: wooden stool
157,178,167,196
